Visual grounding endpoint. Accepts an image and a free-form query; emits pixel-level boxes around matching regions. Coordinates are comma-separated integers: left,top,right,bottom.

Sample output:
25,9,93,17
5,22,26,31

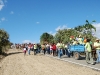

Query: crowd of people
11,35,100,65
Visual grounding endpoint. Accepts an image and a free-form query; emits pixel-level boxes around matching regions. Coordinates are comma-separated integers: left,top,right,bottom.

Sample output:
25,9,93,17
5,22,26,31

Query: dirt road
0,49,100,75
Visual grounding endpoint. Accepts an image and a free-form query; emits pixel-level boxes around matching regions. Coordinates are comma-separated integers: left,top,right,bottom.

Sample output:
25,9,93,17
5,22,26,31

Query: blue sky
0,0,100,44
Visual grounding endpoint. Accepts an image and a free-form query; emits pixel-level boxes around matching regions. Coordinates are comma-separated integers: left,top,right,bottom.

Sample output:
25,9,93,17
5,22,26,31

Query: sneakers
91,62,96,65
86,62,95,65
86,62,90,64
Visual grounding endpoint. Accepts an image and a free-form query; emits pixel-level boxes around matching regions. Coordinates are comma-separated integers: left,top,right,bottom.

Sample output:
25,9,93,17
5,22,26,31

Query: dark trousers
34,49,38,55
53,50,56,56
63,49,65,55
43,49,46,54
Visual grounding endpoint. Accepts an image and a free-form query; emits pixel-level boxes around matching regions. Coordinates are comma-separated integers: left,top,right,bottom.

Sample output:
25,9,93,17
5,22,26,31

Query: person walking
28,44,31,55
85,39,95,65
41,43,46,55
37,44,41,53
94,39,100,63
64,43,70,57
50,43,53,55
56,41,63,58
23,44,27,56
34,44,38,55
51,43,57,56
46,43,50,54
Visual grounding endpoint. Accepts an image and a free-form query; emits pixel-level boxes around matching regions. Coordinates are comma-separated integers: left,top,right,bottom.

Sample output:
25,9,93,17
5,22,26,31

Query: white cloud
48,25,68,36
36,22,40,24
22,40,40,44
0,5,4,10
22,40,31,44
33,41,37,44
10,11,14,14
32,40,40,44
0,0,7,11
55,25,67,31
48,31,53,34
48,31,56,36
93,23,100,38
1,17,5,21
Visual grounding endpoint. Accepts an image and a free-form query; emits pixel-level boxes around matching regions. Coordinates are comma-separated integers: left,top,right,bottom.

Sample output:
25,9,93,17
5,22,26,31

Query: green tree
40,32,54,44
83,20,96,34
40,20,97,44
74,20,96,35
74,20,96,41
0,29,10,54
54,29,80,43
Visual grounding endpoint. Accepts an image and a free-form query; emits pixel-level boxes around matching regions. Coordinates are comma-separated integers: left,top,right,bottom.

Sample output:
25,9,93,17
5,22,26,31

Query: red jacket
51,45,56,50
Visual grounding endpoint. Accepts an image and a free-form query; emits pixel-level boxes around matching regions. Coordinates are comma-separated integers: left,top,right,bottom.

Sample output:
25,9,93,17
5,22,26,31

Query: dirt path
0,49,100,75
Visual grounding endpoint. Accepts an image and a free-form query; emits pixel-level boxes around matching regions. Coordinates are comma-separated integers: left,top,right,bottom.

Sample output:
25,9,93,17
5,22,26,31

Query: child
23,45,27,56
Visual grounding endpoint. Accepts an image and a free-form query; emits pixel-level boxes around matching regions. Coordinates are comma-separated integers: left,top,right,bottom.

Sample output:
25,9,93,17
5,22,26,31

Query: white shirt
24,48,26,50
50,45,53,50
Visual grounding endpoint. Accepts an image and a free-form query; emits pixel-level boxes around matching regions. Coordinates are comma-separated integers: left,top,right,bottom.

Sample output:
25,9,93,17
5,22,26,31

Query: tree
40,20,97,44
54,29,80,43
74,20,96,35
83,20,96,34
40,32,54,44
74,20,96,41
0,29,10,54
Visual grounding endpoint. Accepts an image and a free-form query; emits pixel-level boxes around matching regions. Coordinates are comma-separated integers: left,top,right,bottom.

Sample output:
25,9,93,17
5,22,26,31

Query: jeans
38,48,41,53
28,49,30,55
58,49,63,58
65,48,70,57
50,50,53,54
46,48,50,54
96,50,100,63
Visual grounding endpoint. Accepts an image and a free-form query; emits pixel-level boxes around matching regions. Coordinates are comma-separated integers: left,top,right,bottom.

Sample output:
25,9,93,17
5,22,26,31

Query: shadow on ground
61,55,86,60
0,51,23,61
79,56,86,60
7,52,23,56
